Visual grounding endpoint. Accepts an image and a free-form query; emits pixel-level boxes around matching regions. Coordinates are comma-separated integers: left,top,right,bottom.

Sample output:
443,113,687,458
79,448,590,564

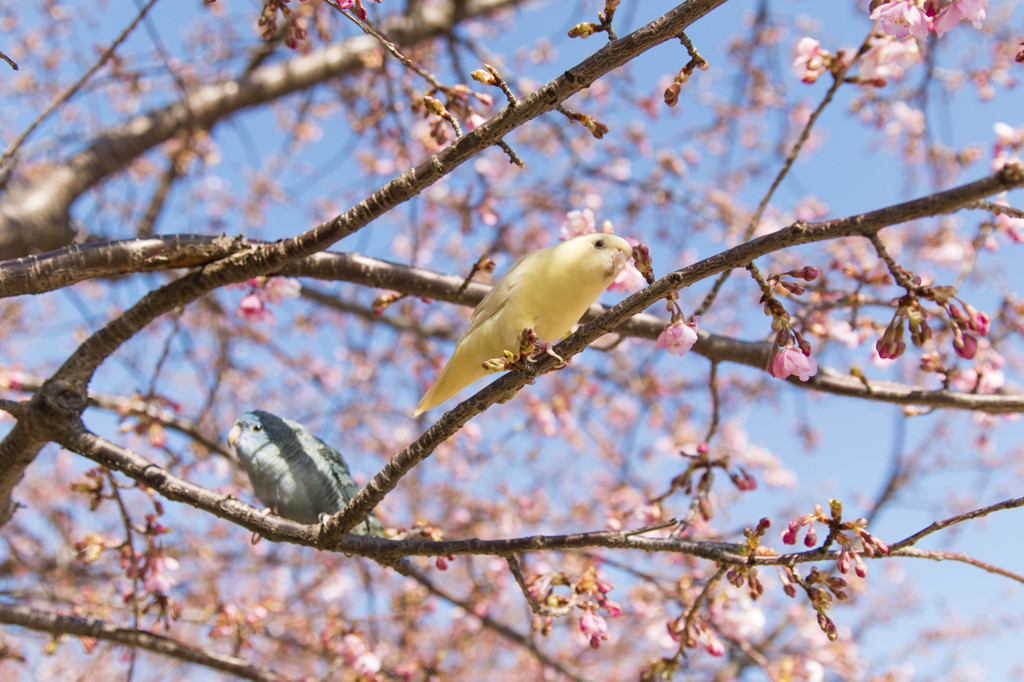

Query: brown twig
694,26,875,317
0,602,287,682
0,0,160,170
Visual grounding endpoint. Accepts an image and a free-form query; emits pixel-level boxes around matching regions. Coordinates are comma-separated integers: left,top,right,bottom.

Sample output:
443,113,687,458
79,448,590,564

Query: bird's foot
317,512,333,534
250,507,274,545
527,342,566,369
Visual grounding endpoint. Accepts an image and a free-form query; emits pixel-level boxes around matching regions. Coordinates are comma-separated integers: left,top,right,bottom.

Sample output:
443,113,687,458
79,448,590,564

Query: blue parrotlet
227,410,386,537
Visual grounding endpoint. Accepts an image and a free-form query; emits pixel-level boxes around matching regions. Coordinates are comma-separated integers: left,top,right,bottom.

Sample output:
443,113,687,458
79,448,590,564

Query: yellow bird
415,233,633,416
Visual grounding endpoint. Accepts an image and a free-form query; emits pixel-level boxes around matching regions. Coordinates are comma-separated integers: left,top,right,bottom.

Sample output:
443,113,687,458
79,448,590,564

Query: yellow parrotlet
415,233,633,416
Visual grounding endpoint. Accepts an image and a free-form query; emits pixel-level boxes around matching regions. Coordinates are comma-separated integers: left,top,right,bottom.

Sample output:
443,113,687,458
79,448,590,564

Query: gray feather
228,410,386,537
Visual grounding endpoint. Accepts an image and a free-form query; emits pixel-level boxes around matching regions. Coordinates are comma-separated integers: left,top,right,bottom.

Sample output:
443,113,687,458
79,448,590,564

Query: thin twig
0,49,17,71
0,0,160,169
0,602,287,682
694,26,876,317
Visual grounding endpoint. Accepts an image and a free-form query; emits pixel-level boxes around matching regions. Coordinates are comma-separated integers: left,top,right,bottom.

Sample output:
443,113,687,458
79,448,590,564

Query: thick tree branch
327,163,1024,537
8,375,232,459
0,602,286,682
0,0,531,260
5,167,1023,425
49,420,1024,593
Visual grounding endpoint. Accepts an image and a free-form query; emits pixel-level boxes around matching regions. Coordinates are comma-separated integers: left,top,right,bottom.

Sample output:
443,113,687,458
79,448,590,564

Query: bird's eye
593,239,605,249
252,424,262,432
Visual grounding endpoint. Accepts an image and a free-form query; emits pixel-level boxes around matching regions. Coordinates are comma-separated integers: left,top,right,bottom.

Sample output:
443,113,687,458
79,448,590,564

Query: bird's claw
251,507,274,545
527,342,566,369
318,512,333,534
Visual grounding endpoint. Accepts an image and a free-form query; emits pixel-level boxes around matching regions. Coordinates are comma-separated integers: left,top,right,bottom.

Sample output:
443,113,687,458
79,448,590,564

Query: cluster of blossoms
792,37,846,84
233,276,301,324
337,634,383,678
794,1,986,87
122,514,182,629
765,268,821,382
224,0,382,47
993,122,1024,171
782,500,890,577
780,500,890,640
793,35,922,87
527,564,621,649
666,617,726,658
210,602,270,644
116,393,182,449
876,286,990,361
871,0,987,41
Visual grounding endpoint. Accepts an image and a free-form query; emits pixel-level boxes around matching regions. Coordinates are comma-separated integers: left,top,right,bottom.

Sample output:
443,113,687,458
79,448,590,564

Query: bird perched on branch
415,233,633,416
227,410,386,537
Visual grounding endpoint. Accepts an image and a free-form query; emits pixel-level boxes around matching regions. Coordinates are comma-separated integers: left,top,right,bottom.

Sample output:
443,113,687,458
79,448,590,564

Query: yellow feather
415,233,632,416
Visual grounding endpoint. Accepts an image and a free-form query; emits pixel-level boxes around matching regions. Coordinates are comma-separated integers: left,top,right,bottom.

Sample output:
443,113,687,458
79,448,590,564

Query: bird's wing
315,437,387,537
315,438,358,501
457,249,537,343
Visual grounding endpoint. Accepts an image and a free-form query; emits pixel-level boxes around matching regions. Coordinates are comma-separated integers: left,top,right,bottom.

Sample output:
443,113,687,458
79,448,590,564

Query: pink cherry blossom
608,261,645,292
580,610,609,648
560,208,597,239
994,122,1024,148
657,320,699,357
142,554,179,594
954,0,987,26
261,276,301,305
235,293,273,324
792,37,827,84
859,37,921,84
870,1,930,41
769,347,818,381
339,634,382,675
954,333,979,359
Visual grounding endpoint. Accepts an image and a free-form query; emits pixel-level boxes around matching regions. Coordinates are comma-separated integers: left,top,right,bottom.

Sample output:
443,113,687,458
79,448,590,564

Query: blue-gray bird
227,410,386,537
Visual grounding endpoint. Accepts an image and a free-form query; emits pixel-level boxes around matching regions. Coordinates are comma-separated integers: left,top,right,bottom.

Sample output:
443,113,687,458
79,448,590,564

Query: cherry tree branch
0,0,730,527
43,418,1024,591
9,374,232,459
893,547,1024,584
3,166,1021,431
327,162,1024,537
0,602,286,682
0,0,532,260
887,495,1024,551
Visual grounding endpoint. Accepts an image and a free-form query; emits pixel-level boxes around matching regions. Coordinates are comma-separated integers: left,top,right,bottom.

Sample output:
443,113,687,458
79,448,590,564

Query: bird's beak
612,245,630,273
227,424,241,448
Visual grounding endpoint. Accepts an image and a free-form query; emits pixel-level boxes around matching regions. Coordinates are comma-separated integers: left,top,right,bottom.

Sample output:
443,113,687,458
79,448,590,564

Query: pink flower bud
803,527,817,547
657,321,699,357
769,347,818,381
964,303,990,336
837,548,850,574
954,333,978,359
580,610,609,648
854,552,868,578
